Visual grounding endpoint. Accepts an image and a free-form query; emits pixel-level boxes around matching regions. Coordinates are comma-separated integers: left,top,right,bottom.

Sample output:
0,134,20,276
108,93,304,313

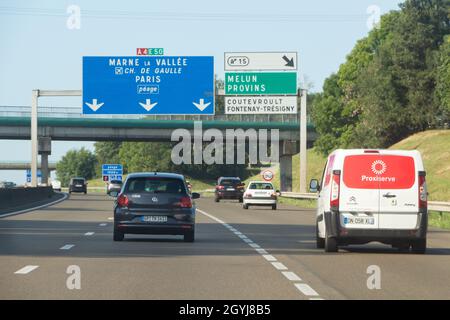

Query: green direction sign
225,72,297,95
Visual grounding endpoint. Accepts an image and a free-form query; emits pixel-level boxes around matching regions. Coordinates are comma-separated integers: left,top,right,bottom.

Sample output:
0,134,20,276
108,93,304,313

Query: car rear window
220,179,241,186
72,179,85,184
125,177,187,194
343,155,415,189
110,180,122,184
249,183,273,190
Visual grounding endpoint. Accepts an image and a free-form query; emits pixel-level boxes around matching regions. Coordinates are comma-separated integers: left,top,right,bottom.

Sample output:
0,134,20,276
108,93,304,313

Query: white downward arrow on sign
85,99,104,112
192,99,211,111
139,99,158,111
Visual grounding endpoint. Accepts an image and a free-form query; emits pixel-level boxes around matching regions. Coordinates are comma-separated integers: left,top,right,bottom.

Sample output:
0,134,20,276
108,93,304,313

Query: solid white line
84,232,95,236
309,298,325,300
234,231,243,235
295,283,319,296
262,254,277,262
238,234,247,239
249,243,260,248
229,228,237,232
60,244,75,250
271,262,288,271
282,271,302,281
99,223,107,226
243,238,253,243
14,265,39,274
0,192,68,218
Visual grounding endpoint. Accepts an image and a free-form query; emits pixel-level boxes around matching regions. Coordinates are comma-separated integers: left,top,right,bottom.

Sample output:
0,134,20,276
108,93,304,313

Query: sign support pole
299,89,307,193
31,90,39,187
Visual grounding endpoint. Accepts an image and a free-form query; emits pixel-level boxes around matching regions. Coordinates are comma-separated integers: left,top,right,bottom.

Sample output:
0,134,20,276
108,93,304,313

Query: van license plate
344,217,375,225
142,216,167,223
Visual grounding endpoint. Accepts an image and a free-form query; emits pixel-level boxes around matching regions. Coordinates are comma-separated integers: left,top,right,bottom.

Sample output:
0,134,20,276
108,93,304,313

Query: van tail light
330,170,341,210
175,196,192,208
244,193,252,198
418,172,427,209
117,194,129,207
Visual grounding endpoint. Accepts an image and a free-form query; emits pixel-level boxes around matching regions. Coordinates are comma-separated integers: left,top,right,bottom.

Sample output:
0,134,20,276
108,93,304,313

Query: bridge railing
0,106,301,123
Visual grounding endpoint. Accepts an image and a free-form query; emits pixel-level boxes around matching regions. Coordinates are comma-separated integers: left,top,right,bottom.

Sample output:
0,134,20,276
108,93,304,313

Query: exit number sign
136,48,164,56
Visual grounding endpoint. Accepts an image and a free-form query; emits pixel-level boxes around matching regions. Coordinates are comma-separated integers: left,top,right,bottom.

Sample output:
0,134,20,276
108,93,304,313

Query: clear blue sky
0,0,403,183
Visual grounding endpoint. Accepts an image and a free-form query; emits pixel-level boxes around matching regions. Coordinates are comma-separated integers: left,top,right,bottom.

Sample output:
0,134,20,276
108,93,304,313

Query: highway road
0,193,449,300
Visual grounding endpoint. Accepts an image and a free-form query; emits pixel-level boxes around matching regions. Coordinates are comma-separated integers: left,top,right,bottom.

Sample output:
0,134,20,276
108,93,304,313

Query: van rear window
343,155,415,189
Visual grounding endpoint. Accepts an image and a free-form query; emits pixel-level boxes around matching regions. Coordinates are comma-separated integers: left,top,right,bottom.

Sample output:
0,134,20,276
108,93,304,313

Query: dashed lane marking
14,265,39,274
84,232,95,236
197,208,323,300
60,244,75,250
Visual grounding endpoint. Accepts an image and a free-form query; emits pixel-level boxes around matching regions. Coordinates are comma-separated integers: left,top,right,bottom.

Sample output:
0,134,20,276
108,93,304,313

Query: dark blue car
112,172,200,242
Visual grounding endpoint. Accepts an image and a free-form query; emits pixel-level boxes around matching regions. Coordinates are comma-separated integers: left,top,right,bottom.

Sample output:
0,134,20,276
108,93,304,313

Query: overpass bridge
0,161,57,171
0,106,317,191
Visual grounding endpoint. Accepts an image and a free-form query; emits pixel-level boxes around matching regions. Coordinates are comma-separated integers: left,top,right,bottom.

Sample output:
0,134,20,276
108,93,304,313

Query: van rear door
376,154,418,229
341,154,380,229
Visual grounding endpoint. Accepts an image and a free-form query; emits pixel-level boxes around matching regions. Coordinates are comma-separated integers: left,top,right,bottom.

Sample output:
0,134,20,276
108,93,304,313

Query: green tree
56,148,97,186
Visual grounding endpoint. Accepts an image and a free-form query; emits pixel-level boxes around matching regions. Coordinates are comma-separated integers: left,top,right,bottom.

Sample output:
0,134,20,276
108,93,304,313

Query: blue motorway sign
102,164,123,176
83,56,214,115
26,169,41,183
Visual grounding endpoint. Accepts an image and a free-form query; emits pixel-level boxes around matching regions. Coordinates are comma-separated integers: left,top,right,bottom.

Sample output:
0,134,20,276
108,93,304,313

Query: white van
310,149,428,253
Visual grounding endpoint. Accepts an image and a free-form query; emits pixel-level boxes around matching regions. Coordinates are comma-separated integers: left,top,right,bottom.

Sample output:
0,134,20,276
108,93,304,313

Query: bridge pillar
279,140,298,192
38,137,51,185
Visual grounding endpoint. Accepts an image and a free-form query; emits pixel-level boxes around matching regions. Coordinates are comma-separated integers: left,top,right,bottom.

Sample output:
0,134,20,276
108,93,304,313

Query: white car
243,181,278,210
50,179,62,192
310,149,427,253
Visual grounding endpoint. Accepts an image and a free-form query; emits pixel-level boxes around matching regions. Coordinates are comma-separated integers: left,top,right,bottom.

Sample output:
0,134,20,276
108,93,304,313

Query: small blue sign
83,56,214,115
26,169,41,183
102,164,123,181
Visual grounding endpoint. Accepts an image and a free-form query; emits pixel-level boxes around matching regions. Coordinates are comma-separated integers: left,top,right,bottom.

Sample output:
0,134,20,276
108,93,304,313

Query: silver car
107,180,123,195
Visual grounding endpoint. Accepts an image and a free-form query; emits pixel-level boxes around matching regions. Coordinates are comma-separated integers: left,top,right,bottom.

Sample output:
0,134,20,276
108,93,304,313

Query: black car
69,177,87,194
214,177,245,203
111,172,200,242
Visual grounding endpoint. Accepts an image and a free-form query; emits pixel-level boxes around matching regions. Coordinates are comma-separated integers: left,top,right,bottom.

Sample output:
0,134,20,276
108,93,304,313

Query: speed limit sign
262,170,274,182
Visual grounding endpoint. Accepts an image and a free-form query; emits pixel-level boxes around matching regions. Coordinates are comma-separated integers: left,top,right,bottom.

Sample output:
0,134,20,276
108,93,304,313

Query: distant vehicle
51,179,62,192
111,172,200,242
243,181,278,210
107,179,122,195
310,149,428,253
214,177,245,203
186,180,193,193
0,181,16,189
69,177,87,194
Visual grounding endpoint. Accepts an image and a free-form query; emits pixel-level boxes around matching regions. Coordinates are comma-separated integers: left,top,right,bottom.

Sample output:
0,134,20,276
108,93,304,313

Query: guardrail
279,192,450,213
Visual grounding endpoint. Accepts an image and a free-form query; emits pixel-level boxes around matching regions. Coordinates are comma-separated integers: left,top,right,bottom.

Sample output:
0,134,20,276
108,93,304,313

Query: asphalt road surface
0,193,449,300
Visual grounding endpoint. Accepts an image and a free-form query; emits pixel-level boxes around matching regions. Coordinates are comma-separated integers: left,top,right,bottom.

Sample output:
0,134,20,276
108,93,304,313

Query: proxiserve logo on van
343,155,415,189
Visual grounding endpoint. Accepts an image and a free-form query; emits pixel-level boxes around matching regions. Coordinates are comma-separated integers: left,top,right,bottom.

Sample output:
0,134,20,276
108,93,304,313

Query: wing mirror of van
309,179,320,193
191,192,201,199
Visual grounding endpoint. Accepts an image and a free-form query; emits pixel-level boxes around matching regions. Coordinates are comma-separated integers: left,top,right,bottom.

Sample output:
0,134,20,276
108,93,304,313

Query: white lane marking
295,283,319,296
272,262,288,271
60,244,75,250
14,265,39,274
262,254,277,262
107,217,113,220
99,223,107,226
197,208,322,299
84,232,95,236
0,193,68,218
255,248,268,255
282,271,302,281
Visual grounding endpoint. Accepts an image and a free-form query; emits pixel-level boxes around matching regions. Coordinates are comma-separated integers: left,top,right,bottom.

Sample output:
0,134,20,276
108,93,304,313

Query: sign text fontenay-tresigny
225,96,297,114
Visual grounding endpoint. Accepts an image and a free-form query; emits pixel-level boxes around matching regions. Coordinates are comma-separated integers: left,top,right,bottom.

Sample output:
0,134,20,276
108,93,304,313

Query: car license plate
76,185,82,187
227,188,235,191
142,216,167,223
344,216,375,225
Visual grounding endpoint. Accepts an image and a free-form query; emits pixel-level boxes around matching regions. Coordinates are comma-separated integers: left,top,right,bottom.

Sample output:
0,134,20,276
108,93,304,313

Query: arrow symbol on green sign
282,55,295,67
139,99,158,111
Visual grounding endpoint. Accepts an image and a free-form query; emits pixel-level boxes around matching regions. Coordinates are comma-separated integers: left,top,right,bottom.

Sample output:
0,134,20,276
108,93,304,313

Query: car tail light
271,192,277,199
330,170,341,210
418,172,427,209
117,194,129,207
217,185,225,191
244,193,252,198
175,196,192,208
